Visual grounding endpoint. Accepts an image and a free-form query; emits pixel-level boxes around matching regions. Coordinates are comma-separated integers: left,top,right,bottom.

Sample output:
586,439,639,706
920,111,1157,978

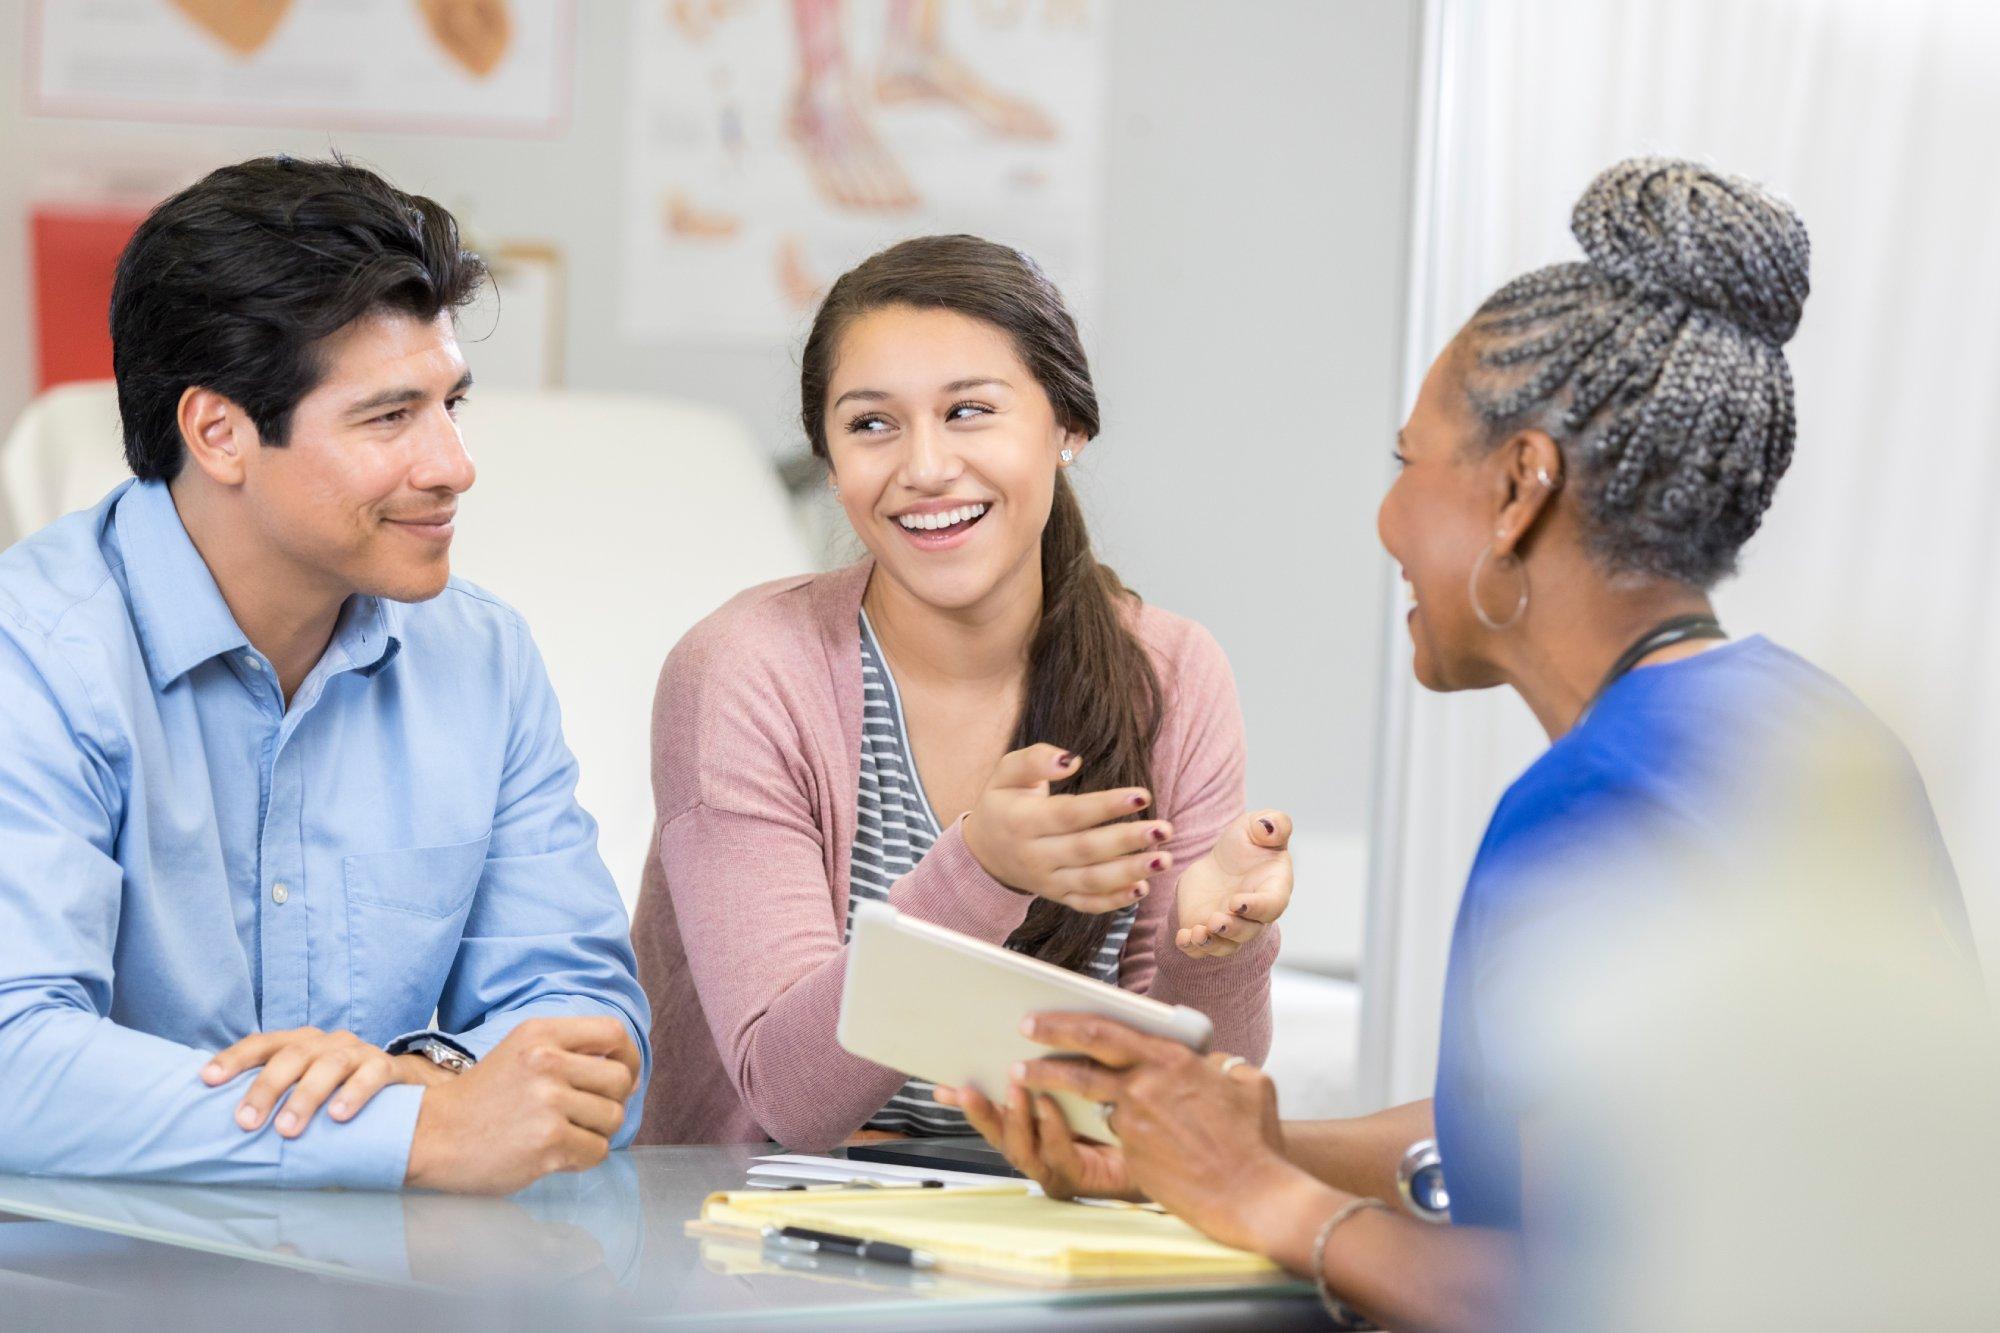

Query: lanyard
1586,613,1728,714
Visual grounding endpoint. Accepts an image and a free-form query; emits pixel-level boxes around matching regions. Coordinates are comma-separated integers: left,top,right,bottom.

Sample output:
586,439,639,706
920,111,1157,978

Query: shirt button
271,882,289,905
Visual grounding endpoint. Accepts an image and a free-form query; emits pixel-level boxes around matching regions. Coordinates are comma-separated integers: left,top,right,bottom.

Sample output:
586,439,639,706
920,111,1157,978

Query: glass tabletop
0,1145,1318,1328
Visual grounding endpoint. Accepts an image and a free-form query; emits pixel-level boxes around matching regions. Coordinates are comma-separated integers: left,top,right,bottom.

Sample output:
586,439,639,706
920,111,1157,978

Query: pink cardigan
631,560,1278,1148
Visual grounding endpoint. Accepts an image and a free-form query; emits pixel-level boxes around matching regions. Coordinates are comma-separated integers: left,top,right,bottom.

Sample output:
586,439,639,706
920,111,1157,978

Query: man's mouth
386,512,456,542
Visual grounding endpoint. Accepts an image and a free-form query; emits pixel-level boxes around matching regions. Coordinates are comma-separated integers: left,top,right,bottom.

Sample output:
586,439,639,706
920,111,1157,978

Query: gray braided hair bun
1463,157,1812,588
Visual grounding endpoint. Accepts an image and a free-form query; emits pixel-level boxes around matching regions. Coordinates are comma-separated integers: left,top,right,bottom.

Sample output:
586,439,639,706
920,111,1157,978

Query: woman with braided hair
938,158,1973,1329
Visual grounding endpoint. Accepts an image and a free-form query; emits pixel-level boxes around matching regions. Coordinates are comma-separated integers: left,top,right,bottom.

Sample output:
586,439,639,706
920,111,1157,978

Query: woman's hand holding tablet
837,902,1214,1145
940,1013,1293,1256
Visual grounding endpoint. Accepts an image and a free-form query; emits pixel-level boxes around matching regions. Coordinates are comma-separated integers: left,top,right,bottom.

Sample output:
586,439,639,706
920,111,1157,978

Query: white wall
0,3,1419,957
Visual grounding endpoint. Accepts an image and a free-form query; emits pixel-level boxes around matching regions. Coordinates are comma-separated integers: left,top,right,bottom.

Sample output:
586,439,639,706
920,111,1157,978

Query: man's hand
404,1017,641,1195
202,1027,453,1138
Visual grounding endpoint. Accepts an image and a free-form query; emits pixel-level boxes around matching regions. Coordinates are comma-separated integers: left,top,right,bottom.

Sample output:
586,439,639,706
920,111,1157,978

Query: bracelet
1313,1196,1389,1329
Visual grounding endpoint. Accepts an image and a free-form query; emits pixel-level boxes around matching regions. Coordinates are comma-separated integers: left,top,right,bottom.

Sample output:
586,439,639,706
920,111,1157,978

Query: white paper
748,1153,1041,1193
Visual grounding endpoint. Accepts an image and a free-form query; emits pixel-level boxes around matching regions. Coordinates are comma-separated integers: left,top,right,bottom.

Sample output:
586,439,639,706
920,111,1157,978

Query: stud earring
1059,448,1074,464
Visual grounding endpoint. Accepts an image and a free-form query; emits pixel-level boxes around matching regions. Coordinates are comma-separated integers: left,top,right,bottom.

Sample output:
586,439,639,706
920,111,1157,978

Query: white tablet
837,899,1214,1144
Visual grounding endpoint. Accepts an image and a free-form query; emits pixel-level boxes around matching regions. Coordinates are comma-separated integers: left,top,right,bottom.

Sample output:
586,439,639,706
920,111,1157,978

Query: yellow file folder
690,1185,1287,1288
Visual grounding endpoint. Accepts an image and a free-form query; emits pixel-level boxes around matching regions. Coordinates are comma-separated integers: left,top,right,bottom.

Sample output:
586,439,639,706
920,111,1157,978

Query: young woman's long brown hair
801,235,1163,973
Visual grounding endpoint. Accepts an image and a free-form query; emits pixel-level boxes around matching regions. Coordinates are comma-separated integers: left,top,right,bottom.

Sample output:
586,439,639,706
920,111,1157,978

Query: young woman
630,235,1295,1149
940,159,1974,1328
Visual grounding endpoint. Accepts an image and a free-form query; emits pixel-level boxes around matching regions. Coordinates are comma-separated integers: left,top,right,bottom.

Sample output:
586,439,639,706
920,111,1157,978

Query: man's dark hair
110,155,489,482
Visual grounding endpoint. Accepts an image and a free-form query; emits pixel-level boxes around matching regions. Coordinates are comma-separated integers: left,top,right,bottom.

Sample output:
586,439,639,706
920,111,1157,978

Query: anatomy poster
623,0,1107,344
30,0,573,135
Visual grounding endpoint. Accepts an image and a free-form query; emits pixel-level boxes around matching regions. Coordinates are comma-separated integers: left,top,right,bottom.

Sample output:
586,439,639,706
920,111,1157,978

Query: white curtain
1361,0,2000,1106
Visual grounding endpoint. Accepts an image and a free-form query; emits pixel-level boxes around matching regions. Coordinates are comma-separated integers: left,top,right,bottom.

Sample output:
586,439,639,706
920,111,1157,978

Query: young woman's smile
888,497,995,550
824,303,1081,613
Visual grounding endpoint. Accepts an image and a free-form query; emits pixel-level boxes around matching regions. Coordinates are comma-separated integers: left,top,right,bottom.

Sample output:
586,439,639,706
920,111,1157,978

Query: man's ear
1489,429,1564,558
176,386,257,488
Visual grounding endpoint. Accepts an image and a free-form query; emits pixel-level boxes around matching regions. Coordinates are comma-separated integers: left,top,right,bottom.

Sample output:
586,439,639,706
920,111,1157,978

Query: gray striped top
847,610,1137,1136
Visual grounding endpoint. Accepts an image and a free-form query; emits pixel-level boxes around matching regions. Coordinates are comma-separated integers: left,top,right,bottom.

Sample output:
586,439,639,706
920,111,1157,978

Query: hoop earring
1469,544,1528,631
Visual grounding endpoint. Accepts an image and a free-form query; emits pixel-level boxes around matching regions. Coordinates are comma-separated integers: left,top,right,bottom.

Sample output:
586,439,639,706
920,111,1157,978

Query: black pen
762,1224,938,1270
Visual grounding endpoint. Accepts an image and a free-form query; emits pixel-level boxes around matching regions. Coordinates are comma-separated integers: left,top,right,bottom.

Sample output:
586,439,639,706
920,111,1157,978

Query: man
0,157,650,1192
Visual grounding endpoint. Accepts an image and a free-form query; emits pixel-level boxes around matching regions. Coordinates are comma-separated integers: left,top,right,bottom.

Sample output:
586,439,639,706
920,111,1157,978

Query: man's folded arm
425,618,653,1146
0,630,419,1187
0,996,422,1187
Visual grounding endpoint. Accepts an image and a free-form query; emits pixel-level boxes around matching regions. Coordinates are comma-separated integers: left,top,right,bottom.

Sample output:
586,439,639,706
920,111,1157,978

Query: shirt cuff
278,1081,424,1190
384,1030,478,1063
1154,916,1283,995
889,816,1034,942
442,1007,550,1062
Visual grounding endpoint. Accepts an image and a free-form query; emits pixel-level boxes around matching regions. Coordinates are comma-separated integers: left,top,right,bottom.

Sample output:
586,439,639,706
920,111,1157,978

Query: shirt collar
115,480,252,689
114,480,407,688
336,594,405,678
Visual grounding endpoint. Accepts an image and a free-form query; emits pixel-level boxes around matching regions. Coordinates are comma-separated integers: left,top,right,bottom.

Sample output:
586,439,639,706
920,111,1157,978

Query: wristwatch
1396,1138,1452,1223
397,1036,474,1075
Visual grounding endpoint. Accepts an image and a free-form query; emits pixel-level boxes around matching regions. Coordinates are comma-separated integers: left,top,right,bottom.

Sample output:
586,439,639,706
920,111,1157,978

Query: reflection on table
0,1145,1321,1329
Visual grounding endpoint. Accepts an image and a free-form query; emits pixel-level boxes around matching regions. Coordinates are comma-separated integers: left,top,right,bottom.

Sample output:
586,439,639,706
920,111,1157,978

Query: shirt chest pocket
344,835,492,917
344,834,491,1044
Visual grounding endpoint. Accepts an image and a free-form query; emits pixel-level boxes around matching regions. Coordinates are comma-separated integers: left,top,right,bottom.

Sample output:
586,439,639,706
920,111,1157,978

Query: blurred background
1,0,1994,1139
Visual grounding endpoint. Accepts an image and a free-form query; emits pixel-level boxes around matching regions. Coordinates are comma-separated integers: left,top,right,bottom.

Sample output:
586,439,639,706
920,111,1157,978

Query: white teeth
1403,580,1420,607
897,503,988,532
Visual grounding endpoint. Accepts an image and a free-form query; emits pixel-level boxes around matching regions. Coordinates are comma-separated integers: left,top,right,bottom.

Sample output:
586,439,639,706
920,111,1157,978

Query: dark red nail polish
1131,886,1146,899
1149,856,1166,872
1149,826,1168,843
1258,818,1276,836
1130,794,1146,808
1059,752,1076,766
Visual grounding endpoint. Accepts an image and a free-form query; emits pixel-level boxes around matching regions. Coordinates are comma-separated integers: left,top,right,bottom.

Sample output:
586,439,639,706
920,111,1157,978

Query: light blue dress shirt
0,480,651,1188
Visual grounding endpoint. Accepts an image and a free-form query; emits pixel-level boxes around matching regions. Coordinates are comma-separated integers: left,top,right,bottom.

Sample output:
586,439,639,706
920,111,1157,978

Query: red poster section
30,207,146,391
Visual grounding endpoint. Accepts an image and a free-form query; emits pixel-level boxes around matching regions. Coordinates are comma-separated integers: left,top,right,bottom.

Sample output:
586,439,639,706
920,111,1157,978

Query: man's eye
375,409,409,426
446,396,469,417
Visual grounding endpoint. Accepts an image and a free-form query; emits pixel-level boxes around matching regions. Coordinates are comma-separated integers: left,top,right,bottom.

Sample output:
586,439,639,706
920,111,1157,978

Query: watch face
1406,1163,1451,1220
421,1042,469,1072
1398,1138,1452,1224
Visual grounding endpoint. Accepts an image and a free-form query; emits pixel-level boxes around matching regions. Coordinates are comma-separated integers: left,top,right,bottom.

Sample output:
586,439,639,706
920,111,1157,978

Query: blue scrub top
1431,636,1971,1230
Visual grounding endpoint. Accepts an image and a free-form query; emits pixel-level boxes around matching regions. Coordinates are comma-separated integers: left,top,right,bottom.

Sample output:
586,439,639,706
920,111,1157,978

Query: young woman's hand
934,1081,1141,1201
201,1027,455,1138
1172,809,1294,957
960,744,1175,914
1006,1012,1295,1255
